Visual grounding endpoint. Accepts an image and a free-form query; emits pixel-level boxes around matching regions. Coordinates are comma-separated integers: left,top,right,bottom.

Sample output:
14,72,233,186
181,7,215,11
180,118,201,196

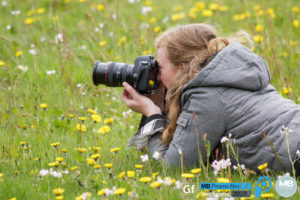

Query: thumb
122,82,138,98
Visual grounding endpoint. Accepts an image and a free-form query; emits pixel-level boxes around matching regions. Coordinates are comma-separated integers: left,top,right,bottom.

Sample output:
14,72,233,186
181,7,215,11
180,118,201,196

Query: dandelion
253,35,264,43
220,5,228,11
255,24,263,32
292,20,299,28
139,176,152,183
97,188,107,196
171,12,185,21
71,166,78,171
154,26,161,33
202,9,213,17
97,125,111,134
181,173,194,179
266,8,275,18
75,147,87,153
0,60,5,66
190,168,202,174
261,193,274,198
209,3,219,10
188,7,197,19
99,40,107,46
217,177,230,183
24,18,34,25
150,181,163,188
289,40,298,46
37,8,45,14
140,154,149,162
127,170,135,178
104,163,113,168
40,103,48,109
118,36,126,46
118,171,125,178
78,117,87,121
49,161,59,167
91,153,100,160
195,2,205,11
94,164,101,169
93,146,101,152
257,162,268,170
56,157,64,162
114,188,126,195
87,158,96,166
135,164,143,169
53,188,65,196
76,124,86,132
292,6,299,12
51,142,60,147
68,114,74,119
104,117,114,124
97,4,104,11
110,147,121,153
15,50,23,57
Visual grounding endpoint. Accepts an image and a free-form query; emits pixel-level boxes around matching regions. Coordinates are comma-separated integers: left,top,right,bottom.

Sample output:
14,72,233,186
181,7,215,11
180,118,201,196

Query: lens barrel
93,61,134,87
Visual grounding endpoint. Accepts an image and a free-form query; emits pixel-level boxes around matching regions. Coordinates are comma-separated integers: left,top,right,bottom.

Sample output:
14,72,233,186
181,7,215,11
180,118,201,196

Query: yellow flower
293,20,299,28
181,173,194,178
104,163,113,168
8,198,16,200
24,18,35,25
79,0,86,2
139,177,152,183
53,188,65,196
78,117,87,121
135,164,143,169
40,103,48,109
71,166,78,171
220,5,228,12
20,141,26,146
37,8,46,14
75,147,87,153
255,24,263,32
93,146,101,152
266,8,275,18
190,168,202,174
55,196,64,200
91,153,100,160
150,181,163,188
261,193,274,198
49,161,59,167
94,164,101,169
104,118,114,124
114,188,126,195
62,148,68,153
256,10,264,17
172,5,183,12
15,50,23,57
97,188,108,196
257,162,268,170
189,7,198,19
88,108,97,114
97,4,104,11
154,26,161,33
202,9,213,17
148,17,156,24
171,12,185,21
0,173,3,178
283,87,292,95
86,158,96,166
152,172,159,179
127,171,135,178
118,36,126,46
68,114,74,118
0,60,5,66
292,6,299,12
209,3,219,10
110,147,121,153
56,157,64,162
51,142,60,147
254,5,261,11
118,171,125,178
217,177,230,183
99,40,107,47
195,2,205,11
144,0,152,6
76,124,87,132
253,35,264,43
91,114,101,122
97,125,111,134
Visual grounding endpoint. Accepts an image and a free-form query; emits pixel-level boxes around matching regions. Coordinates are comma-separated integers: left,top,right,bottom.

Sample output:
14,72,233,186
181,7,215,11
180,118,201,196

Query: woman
121,24,300,176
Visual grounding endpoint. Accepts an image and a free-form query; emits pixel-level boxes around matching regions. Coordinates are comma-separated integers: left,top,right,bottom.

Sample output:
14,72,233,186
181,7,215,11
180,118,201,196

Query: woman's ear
179,63,186,72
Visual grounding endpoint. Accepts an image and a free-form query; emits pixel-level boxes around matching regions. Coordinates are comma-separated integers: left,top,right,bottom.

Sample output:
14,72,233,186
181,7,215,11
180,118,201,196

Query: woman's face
157,47,179,89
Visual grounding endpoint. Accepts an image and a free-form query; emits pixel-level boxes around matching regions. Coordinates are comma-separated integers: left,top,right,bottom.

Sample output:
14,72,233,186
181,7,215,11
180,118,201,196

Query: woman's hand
122,82,162,117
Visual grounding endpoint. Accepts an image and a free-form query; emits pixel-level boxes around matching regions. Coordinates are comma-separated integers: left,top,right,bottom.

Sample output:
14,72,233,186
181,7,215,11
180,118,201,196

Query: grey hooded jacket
127,41,300,173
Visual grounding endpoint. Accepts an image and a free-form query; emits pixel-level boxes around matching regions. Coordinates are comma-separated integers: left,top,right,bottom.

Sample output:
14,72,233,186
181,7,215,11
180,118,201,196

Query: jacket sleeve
127,91,226,167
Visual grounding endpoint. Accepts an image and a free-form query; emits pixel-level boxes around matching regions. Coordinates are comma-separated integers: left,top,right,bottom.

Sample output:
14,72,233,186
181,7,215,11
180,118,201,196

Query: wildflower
140,154,149,162
88,108,97,114
152,151,161,160
15,50,23,57
17,65,28,72
202,9,213,17
99,40,107,47
280,125,293,135
141,6,152,15
296,150,300,157
139,177,152,183
261,193,274,198
75,147,87,153
98,125,111,134
118,36,126,46
217,177,230,183
110,147,121,153
175,180,182,189
190,168,202,174
55,33,64,44
71,166,78,171
257,162,268,170
78,117,87,121
266,8,275,18
104,163,113,168
293,20,299,28
24,18,35,25
97,188,107,196
221,136,229,143
68,114,74,118
181,173,194,179
56,157,64,162
283,87,293,95
49,161,59,167
94,164,101,169
290,40,298,46
171,12,185,21
253,35,263,43
195,2,205,11
188,7,197,19
127,171,135,178
39,169,49,177
86,158,96,166
154,26,161,33
118,171,125,178
53,188,65,196
76,124,87,132
114,188,126,195
51,142,60,147
163,177,176,185
135,164,143,169
97,4,104,11
150,181,163,188
0,60,5,66
209,3,219,10
91,153,100,160
255,24,263,32
93,146,101,152
104,118,114,124
292,6,299,12
220,5,228,11
37,8,45,14
46,70,56,75
29,49,37,55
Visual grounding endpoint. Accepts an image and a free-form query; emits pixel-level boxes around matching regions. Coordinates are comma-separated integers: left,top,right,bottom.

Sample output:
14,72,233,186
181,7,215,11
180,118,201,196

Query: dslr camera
93,55,159,94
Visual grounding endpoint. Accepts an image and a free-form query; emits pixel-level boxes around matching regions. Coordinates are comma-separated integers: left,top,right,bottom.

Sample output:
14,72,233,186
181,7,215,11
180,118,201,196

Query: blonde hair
155,24,252,145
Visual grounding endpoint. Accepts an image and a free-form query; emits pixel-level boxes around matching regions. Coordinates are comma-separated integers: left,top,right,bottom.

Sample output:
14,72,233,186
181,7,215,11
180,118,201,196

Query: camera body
93,55,159,94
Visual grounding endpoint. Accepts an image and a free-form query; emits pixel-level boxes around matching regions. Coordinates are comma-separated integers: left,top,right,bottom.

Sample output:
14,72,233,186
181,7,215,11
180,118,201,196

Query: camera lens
93,62,133,87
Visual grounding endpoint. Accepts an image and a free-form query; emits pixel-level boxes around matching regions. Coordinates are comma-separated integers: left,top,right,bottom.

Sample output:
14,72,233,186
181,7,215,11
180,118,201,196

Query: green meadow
0,0,299,199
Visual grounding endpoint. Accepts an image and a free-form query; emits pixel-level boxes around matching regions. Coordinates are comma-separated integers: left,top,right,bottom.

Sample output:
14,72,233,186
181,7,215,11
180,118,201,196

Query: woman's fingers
122,82,138,99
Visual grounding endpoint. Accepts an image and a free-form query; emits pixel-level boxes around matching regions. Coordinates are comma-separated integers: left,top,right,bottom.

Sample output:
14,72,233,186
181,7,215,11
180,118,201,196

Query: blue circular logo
275,175,297,197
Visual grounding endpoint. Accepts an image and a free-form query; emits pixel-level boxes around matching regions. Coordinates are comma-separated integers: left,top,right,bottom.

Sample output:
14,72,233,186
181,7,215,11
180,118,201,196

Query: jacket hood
182,41,270,92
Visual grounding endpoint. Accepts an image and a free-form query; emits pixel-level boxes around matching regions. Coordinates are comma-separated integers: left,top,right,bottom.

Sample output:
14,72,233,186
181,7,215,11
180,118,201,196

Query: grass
0,0,300,199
